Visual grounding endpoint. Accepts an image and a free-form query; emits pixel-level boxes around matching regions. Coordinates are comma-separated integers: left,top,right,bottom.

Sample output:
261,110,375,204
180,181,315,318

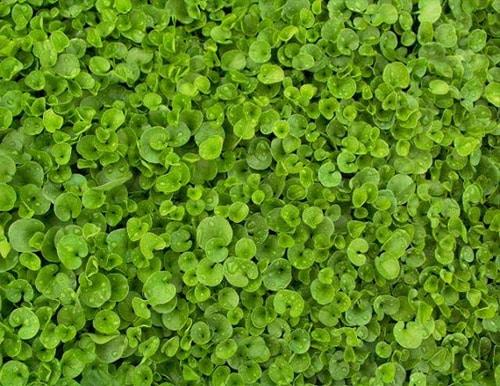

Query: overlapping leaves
0,0,499,385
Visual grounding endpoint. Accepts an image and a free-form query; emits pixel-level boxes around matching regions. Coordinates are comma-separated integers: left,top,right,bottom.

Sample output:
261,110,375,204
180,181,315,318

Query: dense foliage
0,0,499,385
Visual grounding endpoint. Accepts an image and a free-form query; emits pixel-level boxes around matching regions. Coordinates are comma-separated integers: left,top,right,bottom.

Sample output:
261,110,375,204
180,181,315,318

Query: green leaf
56,234,88,270
393,321,424,349
196,216,233,249
89,56,111,75
249,40,271,63
0,183,17,211
258,64,285,84
263,258,292,291
347,238,369,266
9,307,40,339
290,329,310,354
101,108,125,130
155,163,191,193
269,358,294,385
43,109,64,132
383,62,410,88
0,360,29,386
318,162,342,187
79,273,112,308
484,82,500,107
95,335,127,363
454,136,480,157
8,219,45,253
375,254,401,280
190,321,211,345
387,174,415,204
199,136,224,160
428,79,449,95
12,4,33,30
372,4,398,25
418,0,441,23
247,138,272,170
311,279,335,305
54,192,82,221
93,310,121,334
0,57,23,80
143,271,176,305
273,289,304,318
221,50,246,71
53,53,81,79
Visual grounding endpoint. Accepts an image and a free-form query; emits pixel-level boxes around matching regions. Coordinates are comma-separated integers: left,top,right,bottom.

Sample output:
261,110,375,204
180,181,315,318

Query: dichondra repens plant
0,0,499,385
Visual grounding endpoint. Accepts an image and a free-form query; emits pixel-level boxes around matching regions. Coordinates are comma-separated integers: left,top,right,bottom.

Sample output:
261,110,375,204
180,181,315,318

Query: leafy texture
0,1,498,385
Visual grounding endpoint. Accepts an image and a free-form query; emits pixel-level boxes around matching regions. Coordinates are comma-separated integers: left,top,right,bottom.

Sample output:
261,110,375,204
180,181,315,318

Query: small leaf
258,64,285,84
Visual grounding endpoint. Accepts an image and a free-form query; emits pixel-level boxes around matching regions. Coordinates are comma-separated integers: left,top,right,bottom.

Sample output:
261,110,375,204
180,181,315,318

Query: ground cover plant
0,0,499,385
